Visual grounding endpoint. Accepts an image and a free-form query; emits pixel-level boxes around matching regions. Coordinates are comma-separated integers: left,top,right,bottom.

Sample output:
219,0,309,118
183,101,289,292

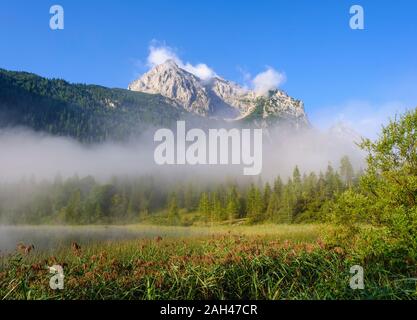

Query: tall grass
0,225,415,300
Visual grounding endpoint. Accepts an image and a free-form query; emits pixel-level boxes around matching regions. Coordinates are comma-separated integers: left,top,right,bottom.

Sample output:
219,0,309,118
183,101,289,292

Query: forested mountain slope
0,69,187,142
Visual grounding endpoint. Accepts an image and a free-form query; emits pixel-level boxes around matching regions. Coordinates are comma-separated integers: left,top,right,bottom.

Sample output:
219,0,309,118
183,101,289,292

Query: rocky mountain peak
128,61,309,127
128,60,211,115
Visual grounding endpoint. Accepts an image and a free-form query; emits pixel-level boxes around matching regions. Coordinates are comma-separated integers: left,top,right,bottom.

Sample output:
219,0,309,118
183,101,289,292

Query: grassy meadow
1,223,415,300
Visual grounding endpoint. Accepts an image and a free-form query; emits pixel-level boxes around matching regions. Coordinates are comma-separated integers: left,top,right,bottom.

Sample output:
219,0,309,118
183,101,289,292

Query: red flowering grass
0,230,414,300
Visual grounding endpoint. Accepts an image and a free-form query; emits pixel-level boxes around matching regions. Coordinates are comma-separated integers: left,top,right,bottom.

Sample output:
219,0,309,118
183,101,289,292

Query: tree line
0,156,358,225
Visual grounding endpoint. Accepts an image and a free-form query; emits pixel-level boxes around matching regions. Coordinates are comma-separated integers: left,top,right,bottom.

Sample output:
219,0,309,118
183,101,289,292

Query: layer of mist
0,125,365,184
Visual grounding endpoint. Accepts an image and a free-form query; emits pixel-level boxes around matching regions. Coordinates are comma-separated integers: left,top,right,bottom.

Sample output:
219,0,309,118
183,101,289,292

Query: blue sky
0,0,416,137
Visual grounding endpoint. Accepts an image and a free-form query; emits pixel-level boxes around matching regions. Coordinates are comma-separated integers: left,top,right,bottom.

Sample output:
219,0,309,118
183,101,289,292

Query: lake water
0,225,211,255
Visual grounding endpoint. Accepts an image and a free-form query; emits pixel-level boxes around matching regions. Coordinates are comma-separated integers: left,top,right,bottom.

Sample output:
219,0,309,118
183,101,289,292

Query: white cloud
183,63,217,81
145,43,287,90
147,45,181,67
146,44,216,81
252,67,286,95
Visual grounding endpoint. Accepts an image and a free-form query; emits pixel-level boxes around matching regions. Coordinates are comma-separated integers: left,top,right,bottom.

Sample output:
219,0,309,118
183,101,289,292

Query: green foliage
226,186,240,220
340,155,355,187
167,193,180,225
0,156,355,226
211,191,224,221
198,192,211,222
246,184,264,223
0,69,189,142
328,109,417,262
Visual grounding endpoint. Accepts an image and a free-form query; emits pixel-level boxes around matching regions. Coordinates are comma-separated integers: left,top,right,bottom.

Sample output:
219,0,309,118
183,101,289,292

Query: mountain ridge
0,68,190,142
128,60,309,128
0,65,310,143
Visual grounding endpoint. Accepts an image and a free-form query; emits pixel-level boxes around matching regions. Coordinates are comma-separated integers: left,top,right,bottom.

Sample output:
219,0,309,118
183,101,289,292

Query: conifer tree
226,185,240,221
273,176,283,198
211,191,224,221
266,193,280,221
263,183,272,213
247,184,264,223
340,155,354,187
198,192,211,219
168,193,180,225
66,189,82,223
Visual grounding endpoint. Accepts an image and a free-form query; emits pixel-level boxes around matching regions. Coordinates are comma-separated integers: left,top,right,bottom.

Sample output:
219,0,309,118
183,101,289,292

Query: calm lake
0,225,211,255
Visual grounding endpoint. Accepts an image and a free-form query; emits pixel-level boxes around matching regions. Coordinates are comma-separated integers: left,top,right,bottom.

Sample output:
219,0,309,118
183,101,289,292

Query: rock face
128,60,211,116
128,60,309,127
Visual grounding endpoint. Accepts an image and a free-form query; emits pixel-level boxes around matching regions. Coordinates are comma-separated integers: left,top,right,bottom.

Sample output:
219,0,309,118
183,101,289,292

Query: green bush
328,109,417,262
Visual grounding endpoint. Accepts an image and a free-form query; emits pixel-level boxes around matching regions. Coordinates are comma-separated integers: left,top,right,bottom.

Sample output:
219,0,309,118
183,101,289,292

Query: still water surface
0,225,210,255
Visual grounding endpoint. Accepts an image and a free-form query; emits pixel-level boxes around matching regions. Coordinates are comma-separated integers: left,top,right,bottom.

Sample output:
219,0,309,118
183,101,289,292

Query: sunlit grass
126,223,323,242
0,224,415,300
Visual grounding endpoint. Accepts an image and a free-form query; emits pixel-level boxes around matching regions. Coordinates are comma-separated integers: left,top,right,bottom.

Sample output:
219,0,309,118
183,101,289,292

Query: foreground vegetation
1,224,415,300
2,104,417,300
